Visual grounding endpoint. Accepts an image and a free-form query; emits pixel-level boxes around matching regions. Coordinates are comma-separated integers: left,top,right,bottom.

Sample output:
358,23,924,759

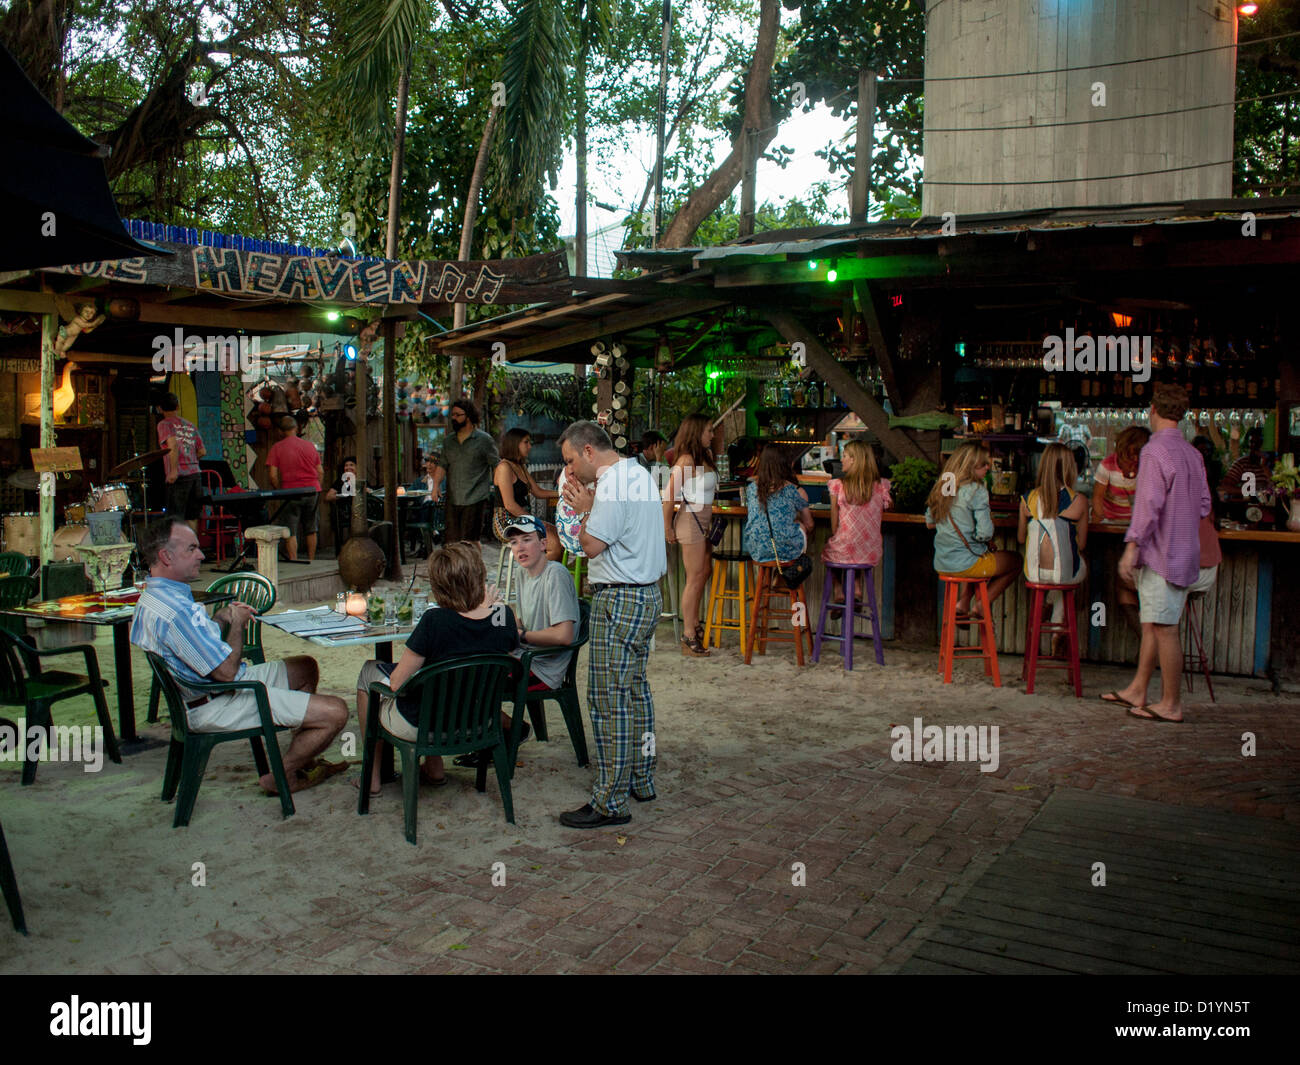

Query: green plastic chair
145,651,294,827
0,819,25,934
0,572,34,638
0,621,122,786
146,572,276,724
516,599,590,768
0,553,30,578
561,550,585,597
358,653,522,843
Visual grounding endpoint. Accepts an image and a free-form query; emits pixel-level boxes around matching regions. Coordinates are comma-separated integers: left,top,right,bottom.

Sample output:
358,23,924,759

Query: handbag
762,494,813,588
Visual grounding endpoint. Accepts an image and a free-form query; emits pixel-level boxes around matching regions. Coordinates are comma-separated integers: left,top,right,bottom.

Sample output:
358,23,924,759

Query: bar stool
1182,590,1216,701
703,550,751,649
492,537,520,604
937,575,1000,686
1021,581,1082,697
562,549,585,597
660,542,682,644
744,561,810,666
813,564,884,669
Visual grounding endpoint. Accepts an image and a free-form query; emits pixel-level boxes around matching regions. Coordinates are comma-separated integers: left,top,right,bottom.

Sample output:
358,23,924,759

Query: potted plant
1272,454,1300,532
888,457,939,514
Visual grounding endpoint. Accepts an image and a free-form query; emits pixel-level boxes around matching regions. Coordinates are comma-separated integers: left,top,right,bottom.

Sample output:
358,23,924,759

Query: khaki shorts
187,661,311,733
674,508,709,545
356,659,420,741
1136,566,1192,625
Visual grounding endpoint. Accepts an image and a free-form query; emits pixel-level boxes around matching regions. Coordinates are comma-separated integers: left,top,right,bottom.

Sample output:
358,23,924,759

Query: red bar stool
1022,581,1082,697
703,550,751,649
937,575,1000,686
744,561,810,666
813,563,884,669
1181,590,1216,701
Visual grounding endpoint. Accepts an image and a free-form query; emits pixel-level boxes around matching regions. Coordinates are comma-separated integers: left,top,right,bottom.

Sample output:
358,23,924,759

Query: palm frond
495,0,573,208
333,0,431,135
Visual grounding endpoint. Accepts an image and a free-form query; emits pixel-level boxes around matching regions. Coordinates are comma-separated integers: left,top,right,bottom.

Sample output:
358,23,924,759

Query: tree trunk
449,104,500,404
660,0,780,249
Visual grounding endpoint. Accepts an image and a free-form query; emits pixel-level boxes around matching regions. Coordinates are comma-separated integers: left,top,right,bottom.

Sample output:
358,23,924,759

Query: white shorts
356,660,420,742
187,661,312,733
1135,566,1191,626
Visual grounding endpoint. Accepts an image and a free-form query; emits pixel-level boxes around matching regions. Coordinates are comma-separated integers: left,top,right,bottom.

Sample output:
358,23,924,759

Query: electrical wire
879,28,1300,83
924,159,1234,186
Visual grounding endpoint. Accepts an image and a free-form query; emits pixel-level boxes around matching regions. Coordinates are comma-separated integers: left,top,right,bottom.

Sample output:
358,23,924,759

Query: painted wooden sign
47,245,570,306
31,446,83,473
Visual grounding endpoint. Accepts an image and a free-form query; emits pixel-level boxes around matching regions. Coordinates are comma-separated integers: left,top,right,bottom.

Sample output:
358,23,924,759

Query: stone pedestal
245,525,290,585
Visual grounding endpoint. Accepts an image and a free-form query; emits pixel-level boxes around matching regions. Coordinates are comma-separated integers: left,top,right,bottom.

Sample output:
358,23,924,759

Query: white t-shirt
585,458,668,586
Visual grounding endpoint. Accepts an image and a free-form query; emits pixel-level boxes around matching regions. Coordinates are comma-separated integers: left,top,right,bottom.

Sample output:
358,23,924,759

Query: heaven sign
49,246,570,307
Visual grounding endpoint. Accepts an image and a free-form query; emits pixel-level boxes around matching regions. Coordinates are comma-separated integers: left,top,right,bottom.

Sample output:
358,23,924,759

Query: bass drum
2,512,39,556
53,523,89,562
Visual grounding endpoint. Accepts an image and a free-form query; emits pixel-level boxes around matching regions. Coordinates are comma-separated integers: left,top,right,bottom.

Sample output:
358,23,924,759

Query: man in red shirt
157,392,205,533
267,415,324,561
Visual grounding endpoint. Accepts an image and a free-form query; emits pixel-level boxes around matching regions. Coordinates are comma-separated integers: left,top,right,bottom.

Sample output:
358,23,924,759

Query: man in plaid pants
557,421,667,828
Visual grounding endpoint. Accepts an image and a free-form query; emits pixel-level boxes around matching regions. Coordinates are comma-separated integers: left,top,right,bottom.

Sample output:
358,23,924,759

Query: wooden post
39,312,57,571
764,311,926,463
350,352,369,537
850,69,876,224
739,129,757,237
381,318,399,578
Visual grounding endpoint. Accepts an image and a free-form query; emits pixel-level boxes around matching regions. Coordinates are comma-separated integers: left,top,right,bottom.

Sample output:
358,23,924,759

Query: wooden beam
442,298,730,361
133,302,345,334
0,289,57,314
764,311,926,462
852,280,903,411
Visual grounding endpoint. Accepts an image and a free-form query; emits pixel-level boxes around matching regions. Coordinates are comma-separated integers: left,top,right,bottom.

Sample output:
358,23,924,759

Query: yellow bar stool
703,549,751,649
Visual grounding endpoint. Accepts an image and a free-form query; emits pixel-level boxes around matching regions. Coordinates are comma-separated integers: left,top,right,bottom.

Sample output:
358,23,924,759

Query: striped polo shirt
130,576,243,698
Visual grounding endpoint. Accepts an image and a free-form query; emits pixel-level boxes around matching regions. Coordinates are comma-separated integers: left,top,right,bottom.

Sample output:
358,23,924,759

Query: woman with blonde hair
351,542,520,796
822,440,891,602
493,427,562,561
925,442,1020,617
1018,443,1089,652
663,413,719,656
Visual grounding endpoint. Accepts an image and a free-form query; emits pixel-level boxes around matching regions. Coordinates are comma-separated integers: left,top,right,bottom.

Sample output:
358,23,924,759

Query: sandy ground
0,547,1290,973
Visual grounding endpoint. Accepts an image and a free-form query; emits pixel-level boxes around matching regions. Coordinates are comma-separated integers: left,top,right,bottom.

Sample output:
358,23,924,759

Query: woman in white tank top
662,413,718,657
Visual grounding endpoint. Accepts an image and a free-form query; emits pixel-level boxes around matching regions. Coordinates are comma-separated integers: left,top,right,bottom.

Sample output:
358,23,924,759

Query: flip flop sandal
1127,705,1181,723
1100,691,1139,708
349,775,383,797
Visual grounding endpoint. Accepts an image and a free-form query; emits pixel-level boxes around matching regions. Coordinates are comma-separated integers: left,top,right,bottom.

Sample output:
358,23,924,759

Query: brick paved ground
3,640,1295,975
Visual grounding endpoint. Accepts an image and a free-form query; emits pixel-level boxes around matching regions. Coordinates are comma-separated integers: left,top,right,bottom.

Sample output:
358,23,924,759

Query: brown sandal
681,632,711,657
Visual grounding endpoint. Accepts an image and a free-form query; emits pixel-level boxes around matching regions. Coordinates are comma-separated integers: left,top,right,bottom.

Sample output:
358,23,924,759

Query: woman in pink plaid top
822,440,891,602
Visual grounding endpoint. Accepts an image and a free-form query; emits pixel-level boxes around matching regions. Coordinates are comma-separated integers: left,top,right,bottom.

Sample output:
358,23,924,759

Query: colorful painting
220,373,248,487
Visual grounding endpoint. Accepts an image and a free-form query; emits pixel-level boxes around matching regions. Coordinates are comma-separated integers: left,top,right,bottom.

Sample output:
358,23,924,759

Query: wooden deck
900,789,1300,974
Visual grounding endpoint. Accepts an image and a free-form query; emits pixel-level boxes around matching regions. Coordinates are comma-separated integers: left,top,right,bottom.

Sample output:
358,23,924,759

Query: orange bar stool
937,575,1000,686
744,561,810,666
1181,590,1216,701
1021,582,1082,697
703,550,751,649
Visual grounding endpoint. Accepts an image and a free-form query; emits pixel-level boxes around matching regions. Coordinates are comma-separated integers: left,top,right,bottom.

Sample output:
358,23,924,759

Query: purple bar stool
812,564,884,669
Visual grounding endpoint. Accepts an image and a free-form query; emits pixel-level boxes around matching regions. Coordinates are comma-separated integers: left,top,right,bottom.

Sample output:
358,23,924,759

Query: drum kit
2,448,168,556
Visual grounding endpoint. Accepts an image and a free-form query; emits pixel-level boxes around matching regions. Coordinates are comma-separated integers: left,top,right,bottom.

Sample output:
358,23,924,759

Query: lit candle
345,591,367,616
396,485,406,496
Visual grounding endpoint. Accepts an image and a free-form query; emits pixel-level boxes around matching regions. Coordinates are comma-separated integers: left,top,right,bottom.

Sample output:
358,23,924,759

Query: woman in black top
353,542,519,795
493,427,562,560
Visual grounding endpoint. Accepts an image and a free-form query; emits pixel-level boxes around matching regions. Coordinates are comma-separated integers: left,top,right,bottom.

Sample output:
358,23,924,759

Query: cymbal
109,449,168,478
7,469,83,491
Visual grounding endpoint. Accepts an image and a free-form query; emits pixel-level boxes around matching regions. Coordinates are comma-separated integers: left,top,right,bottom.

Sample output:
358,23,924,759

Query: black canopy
0,42,166,270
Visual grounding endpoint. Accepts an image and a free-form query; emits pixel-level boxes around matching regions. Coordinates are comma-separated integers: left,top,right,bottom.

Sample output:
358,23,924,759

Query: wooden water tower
922,0,1239,215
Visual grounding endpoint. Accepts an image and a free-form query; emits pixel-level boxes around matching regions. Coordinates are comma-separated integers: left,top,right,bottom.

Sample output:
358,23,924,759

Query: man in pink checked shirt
1102,384,1211,723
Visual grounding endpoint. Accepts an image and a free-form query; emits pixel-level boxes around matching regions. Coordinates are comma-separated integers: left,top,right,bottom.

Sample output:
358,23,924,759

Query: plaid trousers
587,583,663,816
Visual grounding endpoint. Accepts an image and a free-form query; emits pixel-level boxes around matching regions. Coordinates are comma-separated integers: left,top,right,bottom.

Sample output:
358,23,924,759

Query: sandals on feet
681,632,711,657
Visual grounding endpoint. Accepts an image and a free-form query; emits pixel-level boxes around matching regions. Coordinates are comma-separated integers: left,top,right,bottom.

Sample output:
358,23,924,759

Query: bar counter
696,503,1297,683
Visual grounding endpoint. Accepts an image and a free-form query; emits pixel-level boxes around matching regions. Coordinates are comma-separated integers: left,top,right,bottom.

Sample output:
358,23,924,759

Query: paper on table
263,606,367,637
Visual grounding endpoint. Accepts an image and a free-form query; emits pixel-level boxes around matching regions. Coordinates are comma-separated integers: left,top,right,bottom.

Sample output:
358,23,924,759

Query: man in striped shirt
131,517,348,794
1104,385,1211,723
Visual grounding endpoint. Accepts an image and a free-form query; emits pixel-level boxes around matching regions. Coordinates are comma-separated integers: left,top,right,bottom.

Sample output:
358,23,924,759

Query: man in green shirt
442,398,499,543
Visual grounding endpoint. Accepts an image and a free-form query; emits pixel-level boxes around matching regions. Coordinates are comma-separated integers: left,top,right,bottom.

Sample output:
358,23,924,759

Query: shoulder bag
762,490,813,588
678,466,725,546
